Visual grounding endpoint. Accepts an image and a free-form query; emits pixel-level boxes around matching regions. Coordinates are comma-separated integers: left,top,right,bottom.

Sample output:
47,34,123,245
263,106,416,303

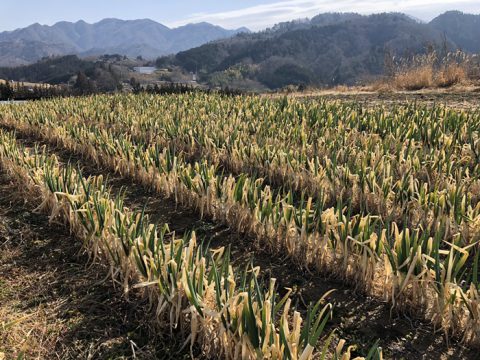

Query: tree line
0,81,72,101
133,81,247,97
0,78,247,102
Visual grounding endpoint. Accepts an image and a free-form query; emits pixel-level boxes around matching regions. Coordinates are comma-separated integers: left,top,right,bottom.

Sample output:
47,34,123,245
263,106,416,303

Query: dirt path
268,89,480,110
6,129,479,359
0,171,201,359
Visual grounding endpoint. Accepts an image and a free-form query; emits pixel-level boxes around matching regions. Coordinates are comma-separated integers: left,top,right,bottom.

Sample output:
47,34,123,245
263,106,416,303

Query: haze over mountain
0,19,249,66
163,11,480,89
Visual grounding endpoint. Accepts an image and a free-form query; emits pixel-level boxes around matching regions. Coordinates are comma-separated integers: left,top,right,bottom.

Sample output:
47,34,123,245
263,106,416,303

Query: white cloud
167,0,480,30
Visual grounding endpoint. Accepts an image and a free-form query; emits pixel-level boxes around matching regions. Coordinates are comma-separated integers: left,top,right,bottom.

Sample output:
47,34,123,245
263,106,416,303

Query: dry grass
0,173,189,360
436,64,467,88
393,65,434,91
384,50,474,91
373,48,480,91
0,293,66,359
0,210,64,359
377,64,469,91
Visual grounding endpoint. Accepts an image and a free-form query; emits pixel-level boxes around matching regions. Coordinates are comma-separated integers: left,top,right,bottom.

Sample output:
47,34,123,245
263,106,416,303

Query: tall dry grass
393,65,434,90
383,50,476,90
437,64,467,88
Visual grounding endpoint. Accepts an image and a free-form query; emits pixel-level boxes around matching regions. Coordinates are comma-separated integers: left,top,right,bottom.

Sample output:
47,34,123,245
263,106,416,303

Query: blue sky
2,0,480,31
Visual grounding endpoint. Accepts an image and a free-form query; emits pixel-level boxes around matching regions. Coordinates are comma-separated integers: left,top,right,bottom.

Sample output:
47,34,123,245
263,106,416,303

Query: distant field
0,93,479,359
270,85,480,109
0,78,55,88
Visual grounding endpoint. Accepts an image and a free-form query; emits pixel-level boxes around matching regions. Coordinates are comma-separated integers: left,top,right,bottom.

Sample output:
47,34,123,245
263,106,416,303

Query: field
0,93,479,359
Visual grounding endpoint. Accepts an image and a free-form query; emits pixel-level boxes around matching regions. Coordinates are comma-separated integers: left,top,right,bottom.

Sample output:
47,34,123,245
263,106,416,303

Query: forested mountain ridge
0,19,249,66
162,11,480,89
430,11,480,52
3,11,480,89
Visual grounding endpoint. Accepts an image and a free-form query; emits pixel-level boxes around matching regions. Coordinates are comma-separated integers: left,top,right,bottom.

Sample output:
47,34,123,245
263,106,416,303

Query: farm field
1,93,480,359
268,88,480,111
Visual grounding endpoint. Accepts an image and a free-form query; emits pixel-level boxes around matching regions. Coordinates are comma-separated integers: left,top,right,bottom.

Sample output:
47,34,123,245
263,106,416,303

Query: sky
1,0,480,32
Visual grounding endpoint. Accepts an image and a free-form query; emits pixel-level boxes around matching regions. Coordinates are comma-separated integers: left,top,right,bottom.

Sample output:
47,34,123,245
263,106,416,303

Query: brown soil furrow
0,169,198,359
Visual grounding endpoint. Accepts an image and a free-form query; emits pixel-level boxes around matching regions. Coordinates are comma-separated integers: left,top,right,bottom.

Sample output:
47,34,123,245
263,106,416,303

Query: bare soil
269,88,480,110
0,169,204,359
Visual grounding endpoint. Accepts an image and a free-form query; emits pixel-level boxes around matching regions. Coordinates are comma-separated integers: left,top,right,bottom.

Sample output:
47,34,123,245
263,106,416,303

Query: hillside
0,39,75,67
164,12,480,89
0,55,96,84
0,19,249,66
3,11,480,89
430,11,480,52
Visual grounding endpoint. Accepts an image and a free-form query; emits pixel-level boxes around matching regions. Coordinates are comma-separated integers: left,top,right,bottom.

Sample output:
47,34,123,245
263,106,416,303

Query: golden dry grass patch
0,266,68,359
393,65,434,90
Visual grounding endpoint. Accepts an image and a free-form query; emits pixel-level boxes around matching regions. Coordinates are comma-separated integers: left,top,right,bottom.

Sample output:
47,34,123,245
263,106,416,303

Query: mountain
257,13,362,35
168,13,450,88
430,11,480,52
0,55,96,84
0,19,249,66
310,13,364,26
0,39,75,67
4,11,480,89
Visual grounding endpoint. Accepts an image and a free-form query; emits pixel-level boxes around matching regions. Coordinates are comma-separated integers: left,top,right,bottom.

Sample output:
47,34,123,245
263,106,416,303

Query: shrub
394,65,433,90
436,64,466,87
